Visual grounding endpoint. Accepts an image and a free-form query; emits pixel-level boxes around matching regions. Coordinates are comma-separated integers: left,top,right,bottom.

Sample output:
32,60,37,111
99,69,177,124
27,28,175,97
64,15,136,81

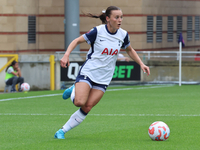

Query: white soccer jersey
81,24,130,85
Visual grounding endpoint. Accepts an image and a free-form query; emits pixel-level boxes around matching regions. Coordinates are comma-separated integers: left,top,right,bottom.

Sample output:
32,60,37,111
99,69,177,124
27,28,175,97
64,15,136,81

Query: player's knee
74,98,86,107
20,77,24,82
13,76,18,80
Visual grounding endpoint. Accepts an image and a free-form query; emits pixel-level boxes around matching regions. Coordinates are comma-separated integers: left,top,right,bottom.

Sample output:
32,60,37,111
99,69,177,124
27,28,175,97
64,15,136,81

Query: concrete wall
0,58,7,90
19,62,50,90
18,54,51,90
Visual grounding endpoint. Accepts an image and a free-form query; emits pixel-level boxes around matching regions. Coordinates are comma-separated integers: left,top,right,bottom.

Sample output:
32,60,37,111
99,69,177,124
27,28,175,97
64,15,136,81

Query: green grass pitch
0,85,200,150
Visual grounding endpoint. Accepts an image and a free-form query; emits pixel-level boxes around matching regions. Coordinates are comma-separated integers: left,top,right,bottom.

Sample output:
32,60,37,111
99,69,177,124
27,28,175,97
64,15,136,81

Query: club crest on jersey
101,48,119,55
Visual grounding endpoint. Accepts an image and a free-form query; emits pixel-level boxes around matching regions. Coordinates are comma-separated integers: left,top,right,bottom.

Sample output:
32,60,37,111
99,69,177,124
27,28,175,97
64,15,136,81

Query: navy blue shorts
75,75,108,93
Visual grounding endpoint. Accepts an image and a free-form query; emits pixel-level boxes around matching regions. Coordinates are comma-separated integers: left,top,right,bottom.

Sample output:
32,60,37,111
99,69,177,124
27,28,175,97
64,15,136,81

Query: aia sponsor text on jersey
101,48,119,56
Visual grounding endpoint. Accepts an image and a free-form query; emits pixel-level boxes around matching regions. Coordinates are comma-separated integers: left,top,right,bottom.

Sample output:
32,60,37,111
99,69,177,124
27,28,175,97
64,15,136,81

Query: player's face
13,62,18,70
106,10,123,33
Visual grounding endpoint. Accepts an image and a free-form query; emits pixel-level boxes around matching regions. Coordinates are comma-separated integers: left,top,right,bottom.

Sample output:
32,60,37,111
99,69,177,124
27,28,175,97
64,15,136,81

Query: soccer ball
21,83,30,92
148,121,170,141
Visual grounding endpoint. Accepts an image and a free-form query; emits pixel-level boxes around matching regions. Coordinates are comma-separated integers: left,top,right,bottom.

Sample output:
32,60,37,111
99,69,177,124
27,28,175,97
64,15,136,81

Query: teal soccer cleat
54,129,65,139
62,84,75,100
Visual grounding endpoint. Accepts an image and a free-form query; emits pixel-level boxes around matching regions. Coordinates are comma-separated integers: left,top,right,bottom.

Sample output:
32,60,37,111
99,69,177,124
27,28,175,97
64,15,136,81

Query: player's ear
106,16,110,22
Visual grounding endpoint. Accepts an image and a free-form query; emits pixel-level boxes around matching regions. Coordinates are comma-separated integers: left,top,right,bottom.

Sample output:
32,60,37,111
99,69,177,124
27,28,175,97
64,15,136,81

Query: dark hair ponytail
86,6,121,24
87,13,107,24
5,60,17,72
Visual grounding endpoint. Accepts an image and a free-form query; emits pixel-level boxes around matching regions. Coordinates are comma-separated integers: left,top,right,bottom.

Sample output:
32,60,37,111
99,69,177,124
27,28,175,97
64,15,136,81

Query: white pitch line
0,85,173,102
132,85,174,89
0,113,199,117
107,85,173,91
0,93,62,102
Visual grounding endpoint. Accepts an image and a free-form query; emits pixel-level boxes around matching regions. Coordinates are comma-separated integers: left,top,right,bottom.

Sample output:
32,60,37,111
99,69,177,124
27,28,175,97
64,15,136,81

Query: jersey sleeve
7,67,14,74
121,32,130,49
83,27,97,45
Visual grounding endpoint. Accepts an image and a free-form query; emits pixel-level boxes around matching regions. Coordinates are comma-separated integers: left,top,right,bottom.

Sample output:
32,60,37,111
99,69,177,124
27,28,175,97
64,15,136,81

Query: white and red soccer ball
21,83,30,92
148,121,170,141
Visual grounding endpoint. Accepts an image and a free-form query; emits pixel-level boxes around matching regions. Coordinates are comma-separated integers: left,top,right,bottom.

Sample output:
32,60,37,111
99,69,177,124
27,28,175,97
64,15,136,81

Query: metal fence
55,51,200,62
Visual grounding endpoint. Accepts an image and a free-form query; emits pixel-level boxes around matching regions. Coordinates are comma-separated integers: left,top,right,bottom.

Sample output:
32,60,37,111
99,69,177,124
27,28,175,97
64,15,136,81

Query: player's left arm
125,45,150,76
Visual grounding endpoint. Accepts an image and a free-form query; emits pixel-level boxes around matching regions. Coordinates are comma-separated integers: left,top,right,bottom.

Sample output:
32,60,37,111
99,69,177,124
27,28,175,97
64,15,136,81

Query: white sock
62,108,87,133
70,87,75,103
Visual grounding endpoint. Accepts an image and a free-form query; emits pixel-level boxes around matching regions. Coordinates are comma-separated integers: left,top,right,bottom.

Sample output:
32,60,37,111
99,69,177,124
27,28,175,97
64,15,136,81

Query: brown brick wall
0,0,200,54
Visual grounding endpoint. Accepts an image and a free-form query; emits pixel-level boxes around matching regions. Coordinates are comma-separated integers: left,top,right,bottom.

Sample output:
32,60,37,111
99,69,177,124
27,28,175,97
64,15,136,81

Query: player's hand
60,55,70,68
125,57,130,62
141,64,150,76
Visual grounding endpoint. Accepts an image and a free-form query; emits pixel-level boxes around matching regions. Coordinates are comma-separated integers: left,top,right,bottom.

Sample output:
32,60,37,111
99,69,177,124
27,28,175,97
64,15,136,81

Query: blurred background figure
5,60,24,92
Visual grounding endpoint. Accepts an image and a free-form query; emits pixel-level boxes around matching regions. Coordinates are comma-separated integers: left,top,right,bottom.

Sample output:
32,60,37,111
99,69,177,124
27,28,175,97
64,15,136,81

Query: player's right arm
60,36,86,68
11,71,18,76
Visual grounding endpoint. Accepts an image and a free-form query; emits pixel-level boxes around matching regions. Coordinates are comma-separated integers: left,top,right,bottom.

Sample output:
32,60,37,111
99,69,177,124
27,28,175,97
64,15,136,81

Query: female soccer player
54,6,150,139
